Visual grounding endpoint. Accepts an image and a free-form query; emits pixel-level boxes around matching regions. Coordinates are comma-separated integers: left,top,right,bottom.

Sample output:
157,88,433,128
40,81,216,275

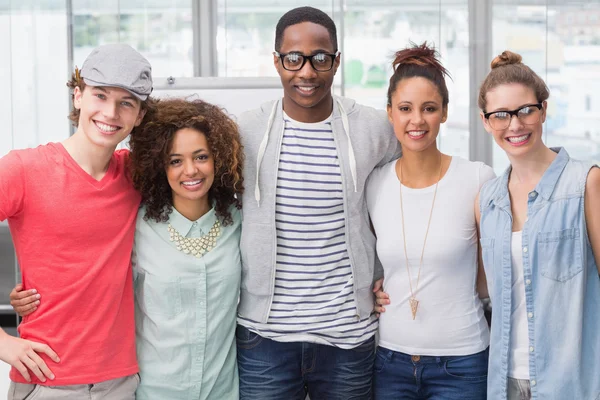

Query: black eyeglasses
274,51,340,72
484,103,544,130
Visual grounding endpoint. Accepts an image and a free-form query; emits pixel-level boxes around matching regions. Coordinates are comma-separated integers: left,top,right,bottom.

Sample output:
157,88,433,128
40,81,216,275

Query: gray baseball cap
80,44,153,100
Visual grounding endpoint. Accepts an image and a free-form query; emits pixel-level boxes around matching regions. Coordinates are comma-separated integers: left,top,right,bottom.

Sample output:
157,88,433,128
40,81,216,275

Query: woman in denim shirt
475,50,600,400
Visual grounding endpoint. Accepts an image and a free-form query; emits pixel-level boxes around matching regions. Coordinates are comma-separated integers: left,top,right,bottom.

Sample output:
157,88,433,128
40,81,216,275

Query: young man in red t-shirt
0,44,153,399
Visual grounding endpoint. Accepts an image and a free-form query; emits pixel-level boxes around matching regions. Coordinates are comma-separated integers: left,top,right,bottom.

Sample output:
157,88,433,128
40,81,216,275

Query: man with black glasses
235,6,400,399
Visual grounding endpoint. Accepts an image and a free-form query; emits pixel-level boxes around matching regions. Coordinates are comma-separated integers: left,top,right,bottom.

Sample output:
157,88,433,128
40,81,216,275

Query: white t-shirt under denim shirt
366,157,495,356
508,231,531,379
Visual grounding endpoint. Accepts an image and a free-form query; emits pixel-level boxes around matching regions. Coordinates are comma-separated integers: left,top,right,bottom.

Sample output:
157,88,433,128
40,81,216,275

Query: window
72,1,194,77
492,1,600,174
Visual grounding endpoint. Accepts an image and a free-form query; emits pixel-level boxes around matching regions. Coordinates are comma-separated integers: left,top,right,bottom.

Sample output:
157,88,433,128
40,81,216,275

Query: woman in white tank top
367,43,494,400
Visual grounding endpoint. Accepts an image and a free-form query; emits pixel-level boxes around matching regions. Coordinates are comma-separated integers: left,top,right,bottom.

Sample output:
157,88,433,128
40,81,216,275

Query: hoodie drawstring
254,98,358,206
254,101,279,206
335,97,358,193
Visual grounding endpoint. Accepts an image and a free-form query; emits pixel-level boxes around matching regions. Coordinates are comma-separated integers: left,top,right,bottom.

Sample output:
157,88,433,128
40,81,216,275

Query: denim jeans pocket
373,347,391,373
443,349,488,381
235,325,264,349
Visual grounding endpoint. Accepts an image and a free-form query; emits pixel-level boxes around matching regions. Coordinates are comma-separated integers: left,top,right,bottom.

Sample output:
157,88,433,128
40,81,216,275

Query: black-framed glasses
484,103,544,130
274,51,340,72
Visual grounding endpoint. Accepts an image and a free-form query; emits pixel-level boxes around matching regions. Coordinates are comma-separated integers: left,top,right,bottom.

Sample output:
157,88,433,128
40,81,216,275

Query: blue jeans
236,325,375,400
373,346,488,400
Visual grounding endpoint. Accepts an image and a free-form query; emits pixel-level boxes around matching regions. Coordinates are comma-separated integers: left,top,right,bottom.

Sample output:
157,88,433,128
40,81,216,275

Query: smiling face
73,85,145,149
275,21,340,123
166,128,215,215
387,77,447,154
481,83,546,158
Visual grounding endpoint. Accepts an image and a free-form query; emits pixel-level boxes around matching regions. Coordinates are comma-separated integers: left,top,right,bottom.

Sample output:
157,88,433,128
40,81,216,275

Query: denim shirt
479,148,600,400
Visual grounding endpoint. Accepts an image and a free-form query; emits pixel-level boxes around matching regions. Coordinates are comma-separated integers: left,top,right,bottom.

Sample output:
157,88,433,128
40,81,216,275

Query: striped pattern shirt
239,113,377,349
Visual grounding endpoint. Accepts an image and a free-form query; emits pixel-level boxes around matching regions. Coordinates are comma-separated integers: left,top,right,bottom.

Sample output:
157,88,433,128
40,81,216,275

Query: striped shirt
239,113,378,349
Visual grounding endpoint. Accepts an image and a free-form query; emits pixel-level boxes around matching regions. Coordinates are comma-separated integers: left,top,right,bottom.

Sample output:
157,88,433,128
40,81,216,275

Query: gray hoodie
237,96,400,323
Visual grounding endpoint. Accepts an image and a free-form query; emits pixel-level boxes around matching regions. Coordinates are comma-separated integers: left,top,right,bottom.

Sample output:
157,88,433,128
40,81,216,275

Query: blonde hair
478,50,549,112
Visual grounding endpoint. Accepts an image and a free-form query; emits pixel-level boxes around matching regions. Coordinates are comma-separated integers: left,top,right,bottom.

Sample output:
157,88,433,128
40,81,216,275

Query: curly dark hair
128,98,244,226
66,70,154,127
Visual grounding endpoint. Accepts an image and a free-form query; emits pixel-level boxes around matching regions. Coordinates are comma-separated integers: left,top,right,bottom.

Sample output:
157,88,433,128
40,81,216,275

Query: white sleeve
365,163,389,218
478,162,496,189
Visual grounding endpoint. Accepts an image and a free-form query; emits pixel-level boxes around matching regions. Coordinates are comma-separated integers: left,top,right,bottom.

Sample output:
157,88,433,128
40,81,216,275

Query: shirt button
531,380,537,386
525,279,531,285
523,247,528,253
529,192,537,198
528,312,533,319
529,346,534,352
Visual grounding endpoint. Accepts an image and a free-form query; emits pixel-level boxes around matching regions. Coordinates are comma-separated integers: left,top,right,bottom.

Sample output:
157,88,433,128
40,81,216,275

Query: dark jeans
236,325,375,400
373,346,488,400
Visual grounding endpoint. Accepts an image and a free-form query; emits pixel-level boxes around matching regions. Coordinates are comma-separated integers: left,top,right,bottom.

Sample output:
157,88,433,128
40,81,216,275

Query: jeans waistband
377,346,489,364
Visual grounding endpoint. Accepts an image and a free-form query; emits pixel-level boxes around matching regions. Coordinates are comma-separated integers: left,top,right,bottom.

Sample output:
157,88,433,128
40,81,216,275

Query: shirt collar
491,147,569,207
168,206,217,237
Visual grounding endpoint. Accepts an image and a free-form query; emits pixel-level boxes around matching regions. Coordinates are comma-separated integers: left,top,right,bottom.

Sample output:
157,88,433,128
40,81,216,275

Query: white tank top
366,157,494,355
508,231,530,379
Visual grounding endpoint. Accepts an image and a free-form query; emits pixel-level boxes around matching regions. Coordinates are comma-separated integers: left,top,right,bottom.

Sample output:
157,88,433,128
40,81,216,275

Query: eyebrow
397,101,440,105
93,86,139,103
285,49,334,55
169,149,208,157
490,103,537,112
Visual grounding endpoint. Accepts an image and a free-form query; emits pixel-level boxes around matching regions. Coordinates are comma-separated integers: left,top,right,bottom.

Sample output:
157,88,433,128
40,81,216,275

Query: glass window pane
491,1,600,174
1,3,70,157
72,0,193,77
343,0,470,159
546,3,600,166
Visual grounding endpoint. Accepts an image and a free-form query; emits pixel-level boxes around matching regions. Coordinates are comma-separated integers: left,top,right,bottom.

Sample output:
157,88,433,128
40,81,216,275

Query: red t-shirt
0,143,141,385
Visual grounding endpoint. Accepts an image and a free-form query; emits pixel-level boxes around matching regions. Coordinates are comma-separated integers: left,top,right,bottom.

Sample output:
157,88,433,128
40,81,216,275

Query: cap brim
82,78,149,101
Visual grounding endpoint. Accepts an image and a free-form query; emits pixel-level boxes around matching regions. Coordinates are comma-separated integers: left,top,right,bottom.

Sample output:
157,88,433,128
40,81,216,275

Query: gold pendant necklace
399,154,443,320
168,219,221,258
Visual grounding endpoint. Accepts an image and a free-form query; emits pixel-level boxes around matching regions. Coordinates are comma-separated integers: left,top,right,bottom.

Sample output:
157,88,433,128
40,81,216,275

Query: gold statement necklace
399,154,443,320
168,219,221,258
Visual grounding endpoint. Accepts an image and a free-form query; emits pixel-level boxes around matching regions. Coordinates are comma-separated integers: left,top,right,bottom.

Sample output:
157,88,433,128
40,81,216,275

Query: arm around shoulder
584,167,600,274
478,162,496,188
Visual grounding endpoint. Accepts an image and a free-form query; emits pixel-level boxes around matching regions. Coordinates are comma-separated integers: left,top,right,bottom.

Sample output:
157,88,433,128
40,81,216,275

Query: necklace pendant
409,297,419,320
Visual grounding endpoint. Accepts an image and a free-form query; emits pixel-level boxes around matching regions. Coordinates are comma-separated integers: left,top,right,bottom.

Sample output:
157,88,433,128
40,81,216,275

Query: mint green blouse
132,205,241,400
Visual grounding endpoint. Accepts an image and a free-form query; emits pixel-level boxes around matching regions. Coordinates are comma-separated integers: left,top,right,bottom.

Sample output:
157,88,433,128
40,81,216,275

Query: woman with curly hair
128,98,244,400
